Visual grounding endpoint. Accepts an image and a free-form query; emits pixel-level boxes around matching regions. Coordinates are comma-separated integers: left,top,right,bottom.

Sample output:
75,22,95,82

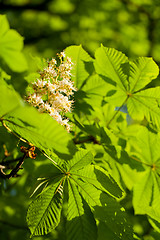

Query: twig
0,157,24,166
0,153,27,179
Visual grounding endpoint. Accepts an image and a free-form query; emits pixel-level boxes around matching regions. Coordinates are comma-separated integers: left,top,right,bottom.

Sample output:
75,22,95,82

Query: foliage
1,13,160,240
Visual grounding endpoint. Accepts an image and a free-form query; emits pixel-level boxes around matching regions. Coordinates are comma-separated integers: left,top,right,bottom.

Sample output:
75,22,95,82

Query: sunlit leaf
65,45,94,89
94,45,129,91
0,78,23,117
68,149,93,171
0,15,28,72
129,57,159,92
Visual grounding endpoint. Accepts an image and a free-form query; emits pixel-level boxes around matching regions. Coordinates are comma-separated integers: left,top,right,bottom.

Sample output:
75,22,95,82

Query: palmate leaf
68,155,133,239
65,45,94,89
94,45,160,129
128,127,160,222
26,148,133,239
0,15,28,72
67,178,97,240
27,178,64,236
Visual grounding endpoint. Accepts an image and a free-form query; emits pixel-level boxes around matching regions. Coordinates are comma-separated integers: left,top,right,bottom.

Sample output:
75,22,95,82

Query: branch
0,157,24,166
73,135,100,145
0,153,26,179
0,146,37,179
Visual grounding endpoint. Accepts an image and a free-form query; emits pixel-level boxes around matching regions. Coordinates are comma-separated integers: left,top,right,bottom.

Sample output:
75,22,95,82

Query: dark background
1,0,160,64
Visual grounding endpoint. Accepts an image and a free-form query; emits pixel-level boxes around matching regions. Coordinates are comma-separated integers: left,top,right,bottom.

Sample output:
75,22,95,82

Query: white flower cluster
26,52,76,132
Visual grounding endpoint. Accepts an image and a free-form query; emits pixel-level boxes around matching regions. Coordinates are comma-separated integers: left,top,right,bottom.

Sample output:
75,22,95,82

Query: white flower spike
26,51,76,132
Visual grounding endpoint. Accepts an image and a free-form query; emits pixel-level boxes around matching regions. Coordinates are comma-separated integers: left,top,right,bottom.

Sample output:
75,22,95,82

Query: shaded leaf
94,193,134,240
67,178,97,240
75,165,123,199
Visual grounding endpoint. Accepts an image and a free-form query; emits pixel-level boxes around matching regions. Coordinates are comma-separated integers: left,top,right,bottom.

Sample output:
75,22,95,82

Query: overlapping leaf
74,165,123,199
81,74,113,107
65,45,94,89
74,179,133,239
94,45,160,129
67,178,97,240
94,193,134,240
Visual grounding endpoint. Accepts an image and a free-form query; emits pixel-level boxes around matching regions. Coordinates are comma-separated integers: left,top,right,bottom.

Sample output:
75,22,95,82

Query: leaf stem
130,155,152,167
106,97,129,128
2,120,27,143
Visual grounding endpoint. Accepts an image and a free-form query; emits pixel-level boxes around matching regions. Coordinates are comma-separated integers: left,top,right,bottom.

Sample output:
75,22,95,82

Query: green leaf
4,105,76,157
130,127,160,222
128,126,160,165
27,179,63,236
148,217,160,233
0,15,28,72
127,87,160,126
82,74,109,96
75,165,123,199
75,179,102,208
68,149,94,171
67,178,97,240
82,74,111,107
94,45,129,91
94,193,134,240
65,45,94,89
94,46,160,128
129,57,159,92
0,78,23,117
76,179,134,239
133,170,160,222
